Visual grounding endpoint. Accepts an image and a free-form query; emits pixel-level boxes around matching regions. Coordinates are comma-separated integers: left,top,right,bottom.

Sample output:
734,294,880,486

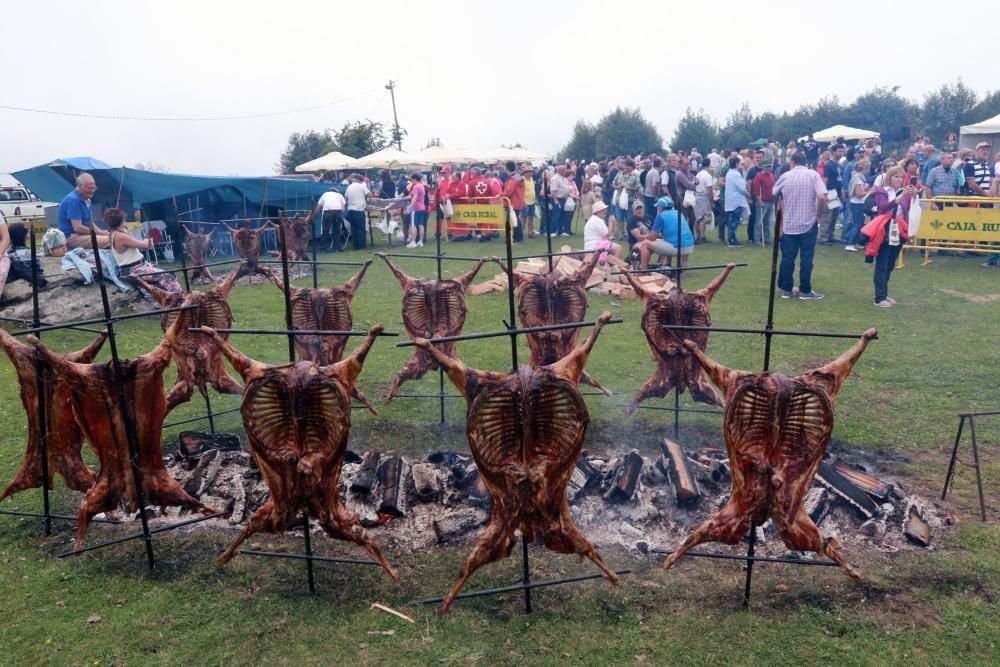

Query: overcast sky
3,0,998,178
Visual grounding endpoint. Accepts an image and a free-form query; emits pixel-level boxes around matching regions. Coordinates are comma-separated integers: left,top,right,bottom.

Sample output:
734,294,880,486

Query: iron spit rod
56,511,226,558
138,258,241,278
659,325,877,339
378,253,487,262
416,569,632,605
652,549,839,566
0,509,114,524
12,304,198,336
162,406,242,429
616,403,725,415
192,328,399,337
396,318,623,347
0,315,105,335
611,262,749,275
239,550,384,566
259,259,370,267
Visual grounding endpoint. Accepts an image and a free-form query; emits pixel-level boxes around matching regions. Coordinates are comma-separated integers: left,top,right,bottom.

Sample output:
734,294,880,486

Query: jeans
550,197,567,234
757,201,774,244
747,201,758,243
778,223,818,294
644,196,657,216
512,208,523,242
844,203,865,246
873,242,902,303
726,208,742,244
347,210,367,250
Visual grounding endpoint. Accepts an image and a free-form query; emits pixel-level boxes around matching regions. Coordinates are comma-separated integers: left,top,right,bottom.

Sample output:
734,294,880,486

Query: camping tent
800,125,880,143
294,151,359,172
959,113,1000,150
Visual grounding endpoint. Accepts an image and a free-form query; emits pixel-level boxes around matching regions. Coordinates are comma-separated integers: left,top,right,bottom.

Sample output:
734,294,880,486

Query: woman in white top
106,207,181,294
583,201,622,262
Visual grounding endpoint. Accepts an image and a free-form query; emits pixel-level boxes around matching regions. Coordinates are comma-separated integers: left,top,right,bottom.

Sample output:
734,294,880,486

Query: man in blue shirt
57,173,109,249
724,156,748,247
637,196,693,269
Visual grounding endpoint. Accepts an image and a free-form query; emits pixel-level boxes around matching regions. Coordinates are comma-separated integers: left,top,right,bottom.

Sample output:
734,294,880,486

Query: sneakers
550,232,558,238
560,232,570,237
798,291,825,300
417,240,424,247
983,259,999,267
844,245,859,252
406,241,417,248
885,297,896,305
780,289,795,299
728,242,742,248
874,300,892,308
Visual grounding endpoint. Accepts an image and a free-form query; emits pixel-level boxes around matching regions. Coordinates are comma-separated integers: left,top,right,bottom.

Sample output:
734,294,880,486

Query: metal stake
29,229,52,535
743,521,757,608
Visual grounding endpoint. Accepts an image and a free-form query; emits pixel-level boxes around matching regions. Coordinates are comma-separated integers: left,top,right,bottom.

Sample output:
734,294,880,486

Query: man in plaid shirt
772,152,828,300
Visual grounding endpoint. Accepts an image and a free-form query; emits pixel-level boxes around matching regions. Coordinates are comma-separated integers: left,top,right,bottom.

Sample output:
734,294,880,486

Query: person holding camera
858,167,913,308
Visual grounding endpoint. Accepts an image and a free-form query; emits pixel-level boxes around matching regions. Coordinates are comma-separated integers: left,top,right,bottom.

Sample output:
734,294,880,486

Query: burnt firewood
178,431,242,462
350,450,381,495
802,487,830,524
833,459,893,502
433,507,490,544
604,450,644,503
903,503,930,546
377,454,407,517
411,462,442,502
815,461,878,519
661,439,700,504
183,448,221,497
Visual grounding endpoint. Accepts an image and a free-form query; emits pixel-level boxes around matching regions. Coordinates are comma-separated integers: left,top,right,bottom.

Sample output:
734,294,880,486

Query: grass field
1,234,997,666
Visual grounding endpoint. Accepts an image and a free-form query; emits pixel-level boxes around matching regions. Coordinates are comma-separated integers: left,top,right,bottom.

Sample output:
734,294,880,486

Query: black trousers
321,210,343,249
873,242,902,303
347,210,367,250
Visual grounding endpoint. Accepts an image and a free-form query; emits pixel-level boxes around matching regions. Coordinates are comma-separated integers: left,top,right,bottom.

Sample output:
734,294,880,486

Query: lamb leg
660,499,752,571
803,328,878,399
682,340,734,395
375,253,413,289
341,258,373,295
549,311,612,384
695,263,737,304
545,499,620,585
625,372,677,416
580,370,612,396
439,515,517,614
318,501,400,581
778,506,863,580
452,256,495,291
218,500,278,564
413,336,470,392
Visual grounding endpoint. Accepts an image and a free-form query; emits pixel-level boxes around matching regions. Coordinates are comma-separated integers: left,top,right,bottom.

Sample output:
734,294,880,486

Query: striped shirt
772,166,826,234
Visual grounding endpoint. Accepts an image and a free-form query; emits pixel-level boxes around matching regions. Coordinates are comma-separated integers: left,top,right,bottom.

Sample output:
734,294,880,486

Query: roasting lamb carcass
499,252,609,394
273,212,311,261
623,264,735,414
27,315,219,549
129,268,243,412
377,253,496,399
181,225,216,284
267,259,376,413
660,329,878,579
200,324,399,579
223,221,273,282
417,312,620,613
0,329,107,504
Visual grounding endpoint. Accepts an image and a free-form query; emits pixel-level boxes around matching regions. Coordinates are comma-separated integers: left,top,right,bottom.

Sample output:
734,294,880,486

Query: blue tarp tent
12,157,340,247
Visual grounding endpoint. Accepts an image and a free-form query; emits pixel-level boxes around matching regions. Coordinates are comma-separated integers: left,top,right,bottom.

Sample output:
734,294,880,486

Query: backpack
862,190,878,217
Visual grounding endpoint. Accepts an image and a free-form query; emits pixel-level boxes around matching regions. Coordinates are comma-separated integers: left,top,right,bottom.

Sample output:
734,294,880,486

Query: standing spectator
707,148,723,171
745,151,763,243
611,158,641,240
801,133,820,168
820,144,846,244
690,148,702,171
579,179,597,225
963,142,994,196
0,210,10,296
643,158,661,214
772,152,827,300
923,153,960,200
919,146,939,183
860,167,913,308
844,158,872,252
521,164,537,237
549,164,571,237
902,157,922,191
661,154,679,205
309,185,347,250
675,156,697,234
751,160,776,246
941,132,959,153
57,173,109,250
723,156,748,248
502,161,525,242
693,160,715,243
344,173,369,250
407,173,428,248
379,170,396,199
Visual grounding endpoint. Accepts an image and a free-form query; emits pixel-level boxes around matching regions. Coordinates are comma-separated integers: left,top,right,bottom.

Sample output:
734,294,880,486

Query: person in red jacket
859,166,913,309
502,161,526,242
448,169,473,240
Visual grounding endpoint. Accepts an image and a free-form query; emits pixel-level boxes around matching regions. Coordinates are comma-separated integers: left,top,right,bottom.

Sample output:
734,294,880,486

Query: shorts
648,239,693,256
521,204,536,218
411,210,428,227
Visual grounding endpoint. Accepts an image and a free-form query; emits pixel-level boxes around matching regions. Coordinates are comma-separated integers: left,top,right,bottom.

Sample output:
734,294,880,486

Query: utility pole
386,80,402,151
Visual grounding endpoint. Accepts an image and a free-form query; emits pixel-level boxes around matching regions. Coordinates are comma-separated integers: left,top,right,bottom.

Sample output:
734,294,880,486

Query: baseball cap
853,145,865,155
632,200,645,210
976,141,991,149
655,196,674,209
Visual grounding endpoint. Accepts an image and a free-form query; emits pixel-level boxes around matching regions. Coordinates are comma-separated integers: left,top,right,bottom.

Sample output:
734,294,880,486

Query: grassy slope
0,236,997,666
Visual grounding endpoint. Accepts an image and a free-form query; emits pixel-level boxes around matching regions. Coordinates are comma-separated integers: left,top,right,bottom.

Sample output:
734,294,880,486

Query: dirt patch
936,287,1000,304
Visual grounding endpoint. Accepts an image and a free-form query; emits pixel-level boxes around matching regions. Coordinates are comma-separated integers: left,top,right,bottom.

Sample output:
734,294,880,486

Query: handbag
683,189,696,208
617,187,629,210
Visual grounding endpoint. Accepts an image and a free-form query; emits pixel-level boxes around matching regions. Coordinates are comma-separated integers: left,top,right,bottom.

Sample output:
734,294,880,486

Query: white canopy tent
800,125,880,143
408,145,480,165
294,151,358,173
959,113,1000,150
352,147,431,170
475,147,550,163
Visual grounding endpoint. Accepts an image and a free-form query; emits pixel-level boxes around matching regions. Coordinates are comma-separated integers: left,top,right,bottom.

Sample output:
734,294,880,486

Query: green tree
968,90,1000,127
594,107,663,157
920,81,979,144
275,129,334,174
559,120,597,160
331,120,395,158
670,108,719,154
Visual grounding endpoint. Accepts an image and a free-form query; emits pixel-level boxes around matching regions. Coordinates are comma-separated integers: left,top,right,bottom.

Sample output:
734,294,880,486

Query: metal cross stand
410,207,630,613
649,208,879,607
1,221,226,567
212,219,398,594
942,410,996,522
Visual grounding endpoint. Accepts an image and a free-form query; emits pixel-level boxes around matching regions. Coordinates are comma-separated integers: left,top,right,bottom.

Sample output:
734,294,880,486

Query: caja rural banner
450,203,506,229
917,203,1000,242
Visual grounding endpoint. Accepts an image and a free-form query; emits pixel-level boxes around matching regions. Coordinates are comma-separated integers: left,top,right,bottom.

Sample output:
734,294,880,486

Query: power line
0,88,383,122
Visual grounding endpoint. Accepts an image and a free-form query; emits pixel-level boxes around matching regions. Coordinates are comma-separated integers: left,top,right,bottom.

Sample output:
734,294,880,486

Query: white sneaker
417,241,424,247
844,245,859,252
550,232,558,238
406,241,417,248
560,233,570,237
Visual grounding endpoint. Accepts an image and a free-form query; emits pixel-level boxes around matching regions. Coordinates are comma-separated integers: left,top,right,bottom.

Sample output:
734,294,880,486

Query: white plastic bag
617,188,629,210
908,197,922,237
683,189,696,208
564,197,576,212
